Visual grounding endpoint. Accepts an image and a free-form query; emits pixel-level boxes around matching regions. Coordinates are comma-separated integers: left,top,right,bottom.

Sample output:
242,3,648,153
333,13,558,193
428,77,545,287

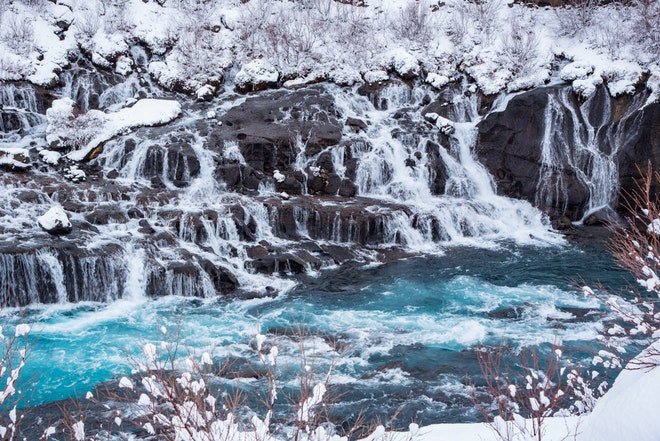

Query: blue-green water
8,241,630,424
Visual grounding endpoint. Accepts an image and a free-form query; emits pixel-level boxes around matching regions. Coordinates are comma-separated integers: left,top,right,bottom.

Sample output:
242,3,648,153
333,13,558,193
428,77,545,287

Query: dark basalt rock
85,205,129,225
476,84,656,220
617,96,660,200
206,87,342,184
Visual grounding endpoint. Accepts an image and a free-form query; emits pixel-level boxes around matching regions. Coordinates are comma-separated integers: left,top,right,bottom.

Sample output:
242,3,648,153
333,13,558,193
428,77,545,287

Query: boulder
38,206,73,235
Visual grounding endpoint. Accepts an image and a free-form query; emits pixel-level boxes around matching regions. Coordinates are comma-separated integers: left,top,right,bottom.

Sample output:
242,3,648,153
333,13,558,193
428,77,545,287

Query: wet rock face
617,97,660,198
476,85,589,219
206,87,343,191
476,84,656,220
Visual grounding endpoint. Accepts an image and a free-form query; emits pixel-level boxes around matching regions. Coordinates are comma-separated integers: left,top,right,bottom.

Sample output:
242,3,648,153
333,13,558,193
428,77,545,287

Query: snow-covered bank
0,0,658,100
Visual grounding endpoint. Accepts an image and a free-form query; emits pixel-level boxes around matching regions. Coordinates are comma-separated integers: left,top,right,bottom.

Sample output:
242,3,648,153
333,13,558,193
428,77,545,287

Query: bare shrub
594,16,628,58
446,0,501,47
392,1,432,44
472,0,501,41
74,7,102,40
238,0,322,70
554,0,600,38
501,19,540,76
581,164,660,368
445,1,472,47
630,0,660,54
334,1,376,61
473,341,592,441
103,0,133,34
65,322,366,441
2,13,35,56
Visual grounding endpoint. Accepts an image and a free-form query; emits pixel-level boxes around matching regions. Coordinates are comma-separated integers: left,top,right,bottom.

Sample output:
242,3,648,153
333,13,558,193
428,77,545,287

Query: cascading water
535,87,648,220
0,69,648,434
330,83,561,247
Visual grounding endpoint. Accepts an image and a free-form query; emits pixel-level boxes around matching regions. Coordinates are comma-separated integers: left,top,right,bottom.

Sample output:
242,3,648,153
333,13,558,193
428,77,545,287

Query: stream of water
7,239,629,426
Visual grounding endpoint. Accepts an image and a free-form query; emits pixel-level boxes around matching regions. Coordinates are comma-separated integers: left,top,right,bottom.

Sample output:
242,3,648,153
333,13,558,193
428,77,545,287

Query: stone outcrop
476,84,659,220
206,87,343,193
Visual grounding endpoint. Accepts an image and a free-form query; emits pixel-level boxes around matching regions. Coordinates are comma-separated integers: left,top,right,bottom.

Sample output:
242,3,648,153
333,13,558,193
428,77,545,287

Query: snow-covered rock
0,148,31,171
66,99,182,161
560,62,595,81
425,72,450,89
39,150,62,165
196,85,215,101
328,67,361,87
424,113,455,135
388,49,420,79
64,165,86,182
602,61,644,97
235,59,279,93
38,206,72,235
363,70,389,84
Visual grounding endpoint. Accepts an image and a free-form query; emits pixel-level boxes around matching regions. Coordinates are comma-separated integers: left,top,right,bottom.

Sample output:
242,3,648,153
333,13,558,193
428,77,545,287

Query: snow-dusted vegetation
0,0,658,99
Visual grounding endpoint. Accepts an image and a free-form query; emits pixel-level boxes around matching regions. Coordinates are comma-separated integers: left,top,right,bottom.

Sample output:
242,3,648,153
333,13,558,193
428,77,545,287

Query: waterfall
535,87,646,220
5,74,652,304
37,250,68,304
331,83,560,247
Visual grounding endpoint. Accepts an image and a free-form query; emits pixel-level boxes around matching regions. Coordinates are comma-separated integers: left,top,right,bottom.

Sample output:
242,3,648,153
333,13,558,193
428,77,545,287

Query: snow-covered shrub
445,0,500,48
470,0,501,42
108,326,349,441
0,53,34,81
73,4,102,41
445,0,472,48
474,341,592,441
554,0,599,38
630,0,660,54
583,166,660,369
1,12,35,56
500,16,541,77
392,1,432,45
102,0,133,34
45,98,107,152
0,323,33,440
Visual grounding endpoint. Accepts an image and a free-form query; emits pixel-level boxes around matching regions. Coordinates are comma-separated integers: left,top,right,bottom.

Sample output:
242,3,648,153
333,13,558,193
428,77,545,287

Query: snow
0,0,656,98
235,59,279,91
39,150,61,165
14,324,30,338
37,206,71,232
273,170,285,183
426,72,450,89
363,70,390,84
0,147,30,170
579,340,660,441
66,99,182,161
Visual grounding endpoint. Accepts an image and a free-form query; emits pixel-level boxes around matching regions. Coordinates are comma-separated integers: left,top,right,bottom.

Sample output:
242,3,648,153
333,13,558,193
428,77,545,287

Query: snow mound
38,206,72,235
235,59,279,93
364,70,390,84
0,147,31,171
602,60,644,97
426,72,450,89
580,339,660,441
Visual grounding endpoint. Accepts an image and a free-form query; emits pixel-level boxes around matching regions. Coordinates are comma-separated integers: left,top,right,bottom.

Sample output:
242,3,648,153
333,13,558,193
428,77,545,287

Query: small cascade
0,83,42,112
534,87,647,220
37,250,68,304
123,244,147,301
0,83,48,136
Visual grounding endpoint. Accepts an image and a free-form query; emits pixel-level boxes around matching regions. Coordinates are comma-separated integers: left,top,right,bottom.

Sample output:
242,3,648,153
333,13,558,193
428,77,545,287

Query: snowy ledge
66,99,182,162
